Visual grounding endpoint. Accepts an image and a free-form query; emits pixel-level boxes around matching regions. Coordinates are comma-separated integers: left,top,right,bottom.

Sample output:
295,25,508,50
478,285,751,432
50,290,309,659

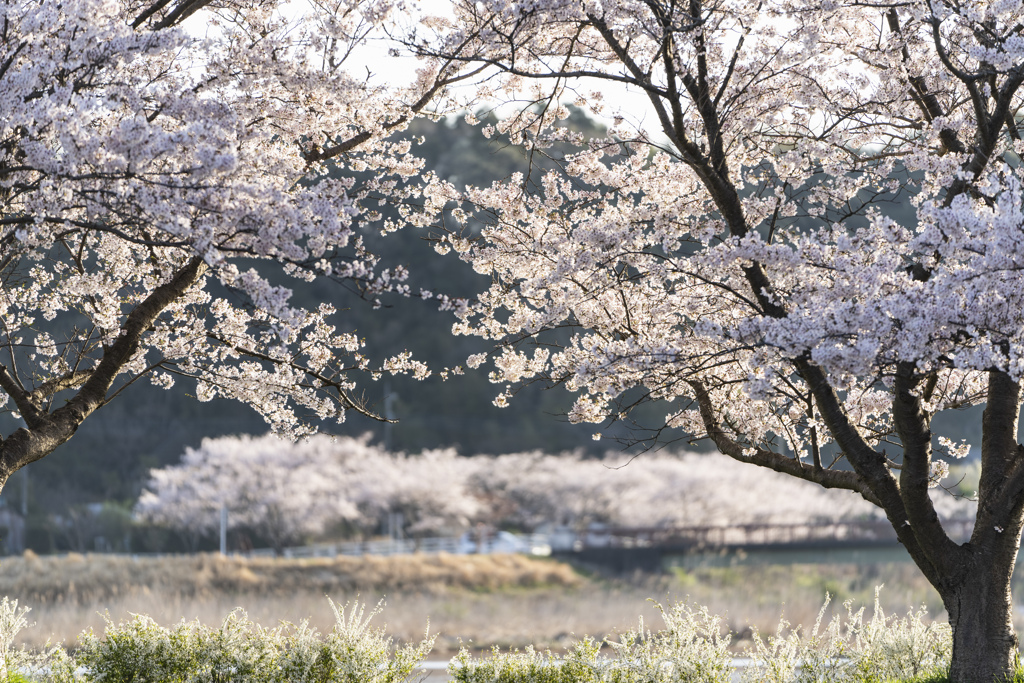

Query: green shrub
449,640,604,683
275,600,435,683
448,601,734,683
450,602,732,683
72,599,433,683
845,588,950,682
74,610,278,683
0,597,72,683
605,601,733,683
454,591,950,683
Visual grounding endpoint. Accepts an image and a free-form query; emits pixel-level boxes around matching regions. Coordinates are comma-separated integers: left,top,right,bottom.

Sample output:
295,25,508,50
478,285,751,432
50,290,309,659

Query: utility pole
220,504,228,555
383,380,396,452
387,511,404,554
15,416,27,518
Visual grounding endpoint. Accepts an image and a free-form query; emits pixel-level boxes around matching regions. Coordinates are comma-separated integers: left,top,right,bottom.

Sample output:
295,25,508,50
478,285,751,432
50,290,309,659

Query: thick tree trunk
944,558,1019,683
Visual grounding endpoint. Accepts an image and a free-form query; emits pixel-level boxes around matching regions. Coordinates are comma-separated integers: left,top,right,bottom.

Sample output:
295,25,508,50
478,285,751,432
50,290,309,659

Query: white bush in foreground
0,598,71,682
743,589,951,683
73,600,433,683
608,601,734,683
451,592,951,683
0,591,950,683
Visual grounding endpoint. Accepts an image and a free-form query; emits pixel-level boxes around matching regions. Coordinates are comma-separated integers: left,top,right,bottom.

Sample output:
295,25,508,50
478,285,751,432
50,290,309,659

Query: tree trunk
941,369,1024,683
944,560,1019,683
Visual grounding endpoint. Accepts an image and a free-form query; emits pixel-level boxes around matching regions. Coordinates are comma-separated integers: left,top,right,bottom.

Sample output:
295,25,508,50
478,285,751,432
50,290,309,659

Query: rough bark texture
944,555,1020,683
940,371,1024,682
0,256,208,493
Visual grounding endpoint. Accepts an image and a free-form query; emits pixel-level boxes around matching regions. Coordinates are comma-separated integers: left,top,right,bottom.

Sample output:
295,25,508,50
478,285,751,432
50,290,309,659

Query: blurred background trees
127,433,975,555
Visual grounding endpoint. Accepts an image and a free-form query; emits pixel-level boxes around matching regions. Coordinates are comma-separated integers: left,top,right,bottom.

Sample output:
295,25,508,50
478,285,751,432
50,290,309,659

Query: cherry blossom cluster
409,0,1024,482
0,0,457,462
136,433,363,550
136,434,484,544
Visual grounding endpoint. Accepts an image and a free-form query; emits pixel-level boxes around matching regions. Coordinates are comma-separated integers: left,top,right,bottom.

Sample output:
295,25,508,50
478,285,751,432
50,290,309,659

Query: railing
32,519,978,560
247,533,553,559
238,519,977,560
578,518,976,551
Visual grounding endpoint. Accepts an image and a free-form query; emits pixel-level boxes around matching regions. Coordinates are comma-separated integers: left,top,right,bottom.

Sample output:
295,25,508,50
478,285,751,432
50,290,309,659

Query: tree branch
205,333,383,421
973,371,1024,549
303,63,487,165
885,9,967,155
792,357,947,586
0,364,43,427
687,379,882,505
893,361,963,574
0,256,208,475
28,370,94,404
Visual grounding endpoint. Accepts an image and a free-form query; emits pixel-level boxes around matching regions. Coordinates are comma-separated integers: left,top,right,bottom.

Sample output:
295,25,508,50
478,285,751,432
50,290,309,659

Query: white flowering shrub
745,596,851,683
0,598,73,683
452,593,951,683
450,605,734,683
291,600,436,683
845,590,952,682
72,600,433,683
449,641,603,683
605,601,734,683
744,590,951,683
0,592,957,682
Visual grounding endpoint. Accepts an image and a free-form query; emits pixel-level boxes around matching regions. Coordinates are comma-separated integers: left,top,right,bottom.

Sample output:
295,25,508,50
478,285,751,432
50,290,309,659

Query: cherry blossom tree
136,461,218,552
343,445,482,536
469,450,891,532
407,0,1024,679
0,0,466,494
137,434,483,546
137,434,364,552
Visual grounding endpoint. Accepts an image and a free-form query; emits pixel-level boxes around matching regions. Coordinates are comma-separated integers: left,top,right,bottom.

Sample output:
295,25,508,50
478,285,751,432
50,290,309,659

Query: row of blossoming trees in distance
134,433,977,553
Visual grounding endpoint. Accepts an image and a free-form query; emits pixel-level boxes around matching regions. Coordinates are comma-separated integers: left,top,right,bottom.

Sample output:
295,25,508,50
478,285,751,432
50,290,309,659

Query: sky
344,0,662,132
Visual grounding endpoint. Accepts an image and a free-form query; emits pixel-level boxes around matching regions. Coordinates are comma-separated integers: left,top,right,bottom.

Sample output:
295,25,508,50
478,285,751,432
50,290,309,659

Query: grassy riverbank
0,551,971,655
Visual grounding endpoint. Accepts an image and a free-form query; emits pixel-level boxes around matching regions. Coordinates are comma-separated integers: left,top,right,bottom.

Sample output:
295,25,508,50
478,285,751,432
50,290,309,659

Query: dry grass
0,552,972,656
0,551,580,604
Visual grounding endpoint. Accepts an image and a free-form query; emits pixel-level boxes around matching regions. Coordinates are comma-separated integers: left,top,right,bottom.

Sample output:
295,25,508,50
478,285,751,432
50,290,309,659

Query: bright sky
181,0,666,138
346,0,662,133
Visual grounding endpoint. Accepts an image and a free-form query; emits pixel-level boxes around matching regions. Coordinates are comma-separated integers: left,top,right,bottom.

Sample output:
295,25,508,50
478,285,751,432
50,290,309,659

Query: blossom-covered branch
0,0,460,486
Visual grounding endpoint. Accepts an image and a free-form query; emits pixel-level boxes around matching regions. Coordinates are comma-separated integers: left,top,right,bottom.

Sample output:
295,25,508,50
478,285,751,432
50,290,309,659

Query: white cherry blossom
0,0,460,484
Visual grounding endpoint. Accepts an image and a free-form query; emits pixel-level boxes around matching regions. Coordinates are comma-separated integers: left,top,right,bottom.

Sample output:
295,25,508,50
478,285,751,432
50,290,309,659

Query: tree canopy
404,0,1024,680
0,0,463,485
